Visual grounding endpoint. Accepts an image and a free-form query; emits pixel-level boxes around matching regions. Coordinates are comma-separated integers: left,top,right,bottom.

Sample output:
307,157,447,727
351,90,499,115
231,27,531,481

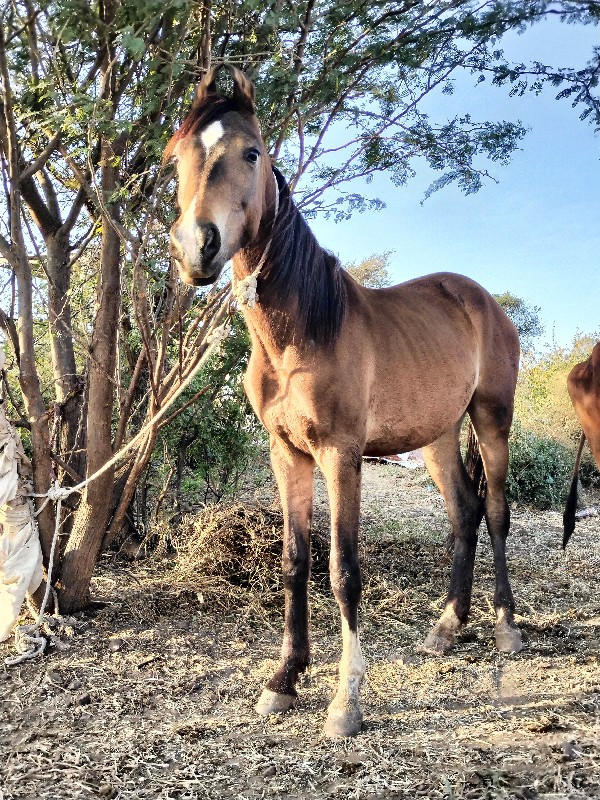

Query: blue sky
309,19,600,350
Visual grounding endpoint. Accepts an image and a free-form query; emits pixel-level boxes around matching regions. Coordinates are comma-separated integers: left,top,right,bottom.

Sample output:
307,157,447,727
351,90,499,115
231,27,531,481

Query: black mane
247,168,347,347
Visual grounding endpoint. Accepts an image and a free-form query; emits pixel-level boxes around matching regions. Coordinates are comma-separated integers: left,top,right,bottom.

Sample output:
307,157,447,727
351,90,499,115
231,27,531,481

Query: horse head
165,64,276,286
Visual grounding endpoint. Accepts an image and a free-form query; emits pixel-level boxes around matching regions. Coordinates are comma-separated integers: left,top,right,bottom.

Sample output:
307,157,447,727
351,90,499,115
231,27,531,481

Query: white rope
6,301,232,666
233,171,280,310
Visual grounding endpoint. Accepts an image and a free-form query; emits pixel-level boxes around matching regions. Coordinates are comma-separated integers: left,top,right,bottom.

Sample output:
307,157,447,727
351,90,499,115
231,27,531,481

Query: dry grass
171,503,330,612
2,462,600,800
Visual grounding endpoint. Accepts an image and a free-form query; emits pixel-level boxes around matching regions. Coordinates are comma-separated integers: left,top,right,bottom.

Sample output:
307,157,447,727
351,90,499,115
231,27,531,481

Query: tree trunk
0,21,55,559
15,265,54,559
56,0,122,612
174,435,193,516
46,230,85,481
102,430,157,551
58,162,121,612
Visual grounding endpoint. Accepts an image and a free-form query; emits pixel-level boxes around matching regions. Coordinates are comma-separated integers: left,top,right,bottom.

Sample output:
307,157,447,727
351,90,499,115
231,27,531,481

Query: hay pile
170,500,450,623
172,504,331,609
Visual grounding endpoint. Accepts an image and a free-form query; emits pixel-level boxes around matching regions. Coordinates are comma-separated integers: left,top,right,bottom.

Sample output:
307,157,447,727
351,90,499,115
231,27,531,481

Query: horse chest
244,357,328,450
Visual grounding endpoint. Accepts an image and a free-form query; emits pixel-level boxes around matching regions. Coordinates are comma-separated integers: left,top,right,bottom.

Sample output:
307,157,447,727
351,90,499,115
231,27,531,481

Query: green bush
148,314,265,515
506,421,574,509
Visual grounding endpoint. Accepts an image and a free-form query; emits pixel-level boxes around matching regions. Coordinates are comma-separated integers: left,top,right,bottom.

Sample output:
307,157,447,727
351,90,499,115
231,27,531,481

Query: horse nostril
201,223,221,262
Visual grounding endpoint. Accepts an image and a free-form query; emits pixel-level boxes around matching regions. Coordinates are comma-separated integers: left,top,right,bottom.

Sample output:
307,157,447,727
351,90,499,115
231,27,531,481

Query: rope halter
233,171,280,309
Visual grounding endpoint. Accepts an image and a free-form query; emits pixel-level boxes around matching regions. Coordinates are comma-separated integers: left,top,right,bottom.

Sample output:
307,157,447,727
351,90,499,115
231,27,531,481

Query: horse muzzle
170,220,223,286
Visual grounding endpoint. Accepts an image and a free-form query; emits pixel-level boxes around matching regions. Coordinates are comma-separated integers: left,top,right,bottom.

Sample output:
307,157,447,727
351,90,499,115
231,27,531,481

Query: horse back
343,272,519,453
349,271,519,391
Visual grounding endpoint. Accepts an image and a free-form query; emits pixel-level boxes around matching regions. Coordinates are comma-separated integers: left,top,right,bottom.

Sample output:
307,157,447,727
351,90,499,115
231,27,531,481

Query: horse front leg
255,437,314,716
320,445,365,738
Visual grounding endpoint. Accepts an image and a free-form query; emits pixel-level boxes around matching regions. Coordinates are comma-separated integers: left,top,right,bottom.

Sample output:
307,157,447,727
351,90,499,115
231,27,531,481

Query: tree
238,1,600,216
346,253,393,289
1,1,598,611
494,292,544,352
1,0,225,611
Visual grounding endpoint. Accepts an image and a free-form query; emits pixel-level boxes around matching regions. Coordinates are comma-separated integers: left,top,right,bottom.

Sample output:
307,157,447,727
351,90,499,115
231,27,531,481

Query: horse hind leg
420,420,483,655
470,400,523,654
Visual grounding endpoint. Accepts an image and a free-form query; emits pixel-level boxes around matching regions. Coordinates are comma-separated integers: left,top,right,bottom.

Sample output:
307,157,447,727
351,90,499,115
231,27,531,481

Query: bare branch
18,132,61,184
0,306,20,363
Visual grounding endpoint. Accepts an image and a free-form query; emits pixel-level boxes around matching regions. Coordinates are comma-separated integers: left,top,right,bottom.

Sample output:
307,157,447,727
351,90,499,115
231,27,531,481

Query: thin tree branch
18,131,61,183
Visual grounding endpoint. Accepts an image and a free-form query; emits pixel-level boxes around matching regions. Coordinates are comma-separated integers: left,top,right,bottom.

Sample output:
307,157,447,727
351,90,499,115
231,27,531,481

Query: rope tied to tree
5,304,232,666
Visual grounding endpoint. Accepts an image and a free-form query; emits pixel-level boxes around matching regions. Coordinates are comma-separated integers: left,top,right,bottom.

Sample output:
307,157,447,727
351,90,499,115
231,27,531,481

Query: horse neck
233,193,347,355
232,247,298,357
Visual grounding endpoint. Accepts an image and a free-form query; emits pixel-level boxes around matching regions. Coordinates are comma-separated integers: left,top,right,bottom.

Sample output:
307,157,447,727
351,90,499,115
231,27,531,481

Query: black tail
466,423,487,503
563,432,586,549
445,423,486,553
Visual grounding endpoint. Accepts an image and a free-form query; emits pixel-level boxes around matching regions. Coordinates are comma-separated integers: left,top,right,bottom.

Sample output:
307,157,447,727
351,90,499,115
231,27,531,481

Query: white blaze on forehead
200,120,225,153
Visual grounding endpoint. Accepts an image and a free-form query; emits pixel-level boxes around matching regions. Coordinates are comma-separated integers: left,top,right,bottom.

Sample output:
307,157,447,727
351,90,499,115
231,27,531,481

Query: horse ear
194,63,255,112
229,66,255,112
194,64,224,107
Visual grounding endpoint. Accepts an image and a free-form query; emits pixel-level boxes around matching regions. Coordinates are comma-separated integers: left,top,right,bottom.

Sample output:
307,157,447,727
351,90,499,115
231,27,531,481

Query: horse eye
245,148,260,164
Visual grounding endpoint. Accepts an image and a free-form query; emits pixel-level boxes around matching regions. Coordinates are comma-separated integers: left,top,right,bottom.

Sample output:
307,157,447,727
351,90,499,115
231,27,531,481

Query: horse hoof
419,627,455,655
324,704,363,738
255,688,296,716
495,622,523,654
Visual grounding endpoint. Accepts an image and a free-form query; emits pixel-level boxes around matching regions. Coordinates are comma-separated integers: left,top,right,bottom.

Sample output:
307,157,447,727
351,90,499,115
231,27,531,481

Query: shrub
506,421,574,509
147,315,265,518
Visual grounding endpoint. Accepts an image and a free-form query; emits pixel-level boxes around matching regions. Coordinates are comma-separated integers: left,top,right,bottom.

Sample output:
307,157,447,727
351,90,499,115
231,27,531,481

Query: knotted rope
233,171,280,309
5,304,231,666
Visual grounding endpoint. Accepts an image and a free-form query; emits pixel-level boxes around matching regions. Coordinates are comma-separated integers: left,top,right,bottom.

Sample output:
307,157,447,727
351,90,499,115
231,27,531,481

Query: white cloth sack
0,402,43,642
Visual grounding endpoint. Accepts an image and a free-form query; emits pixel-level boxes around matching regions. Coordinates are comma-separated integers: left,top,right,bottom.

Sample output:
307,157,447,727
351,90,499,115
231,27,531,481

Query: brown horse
564,341,600,546
165,64,522,737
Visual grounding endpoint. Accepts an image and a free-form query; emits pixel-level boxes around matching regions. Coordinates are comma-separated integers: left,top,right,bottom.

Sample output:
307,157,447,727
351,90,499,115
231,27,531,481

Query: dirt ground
2,462,600,800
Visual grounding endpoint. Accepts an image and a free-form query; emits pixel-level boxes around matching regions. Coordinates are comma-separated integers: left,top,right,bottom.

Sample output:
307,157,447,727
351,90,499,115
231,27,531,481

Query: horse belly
364,364,477,456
